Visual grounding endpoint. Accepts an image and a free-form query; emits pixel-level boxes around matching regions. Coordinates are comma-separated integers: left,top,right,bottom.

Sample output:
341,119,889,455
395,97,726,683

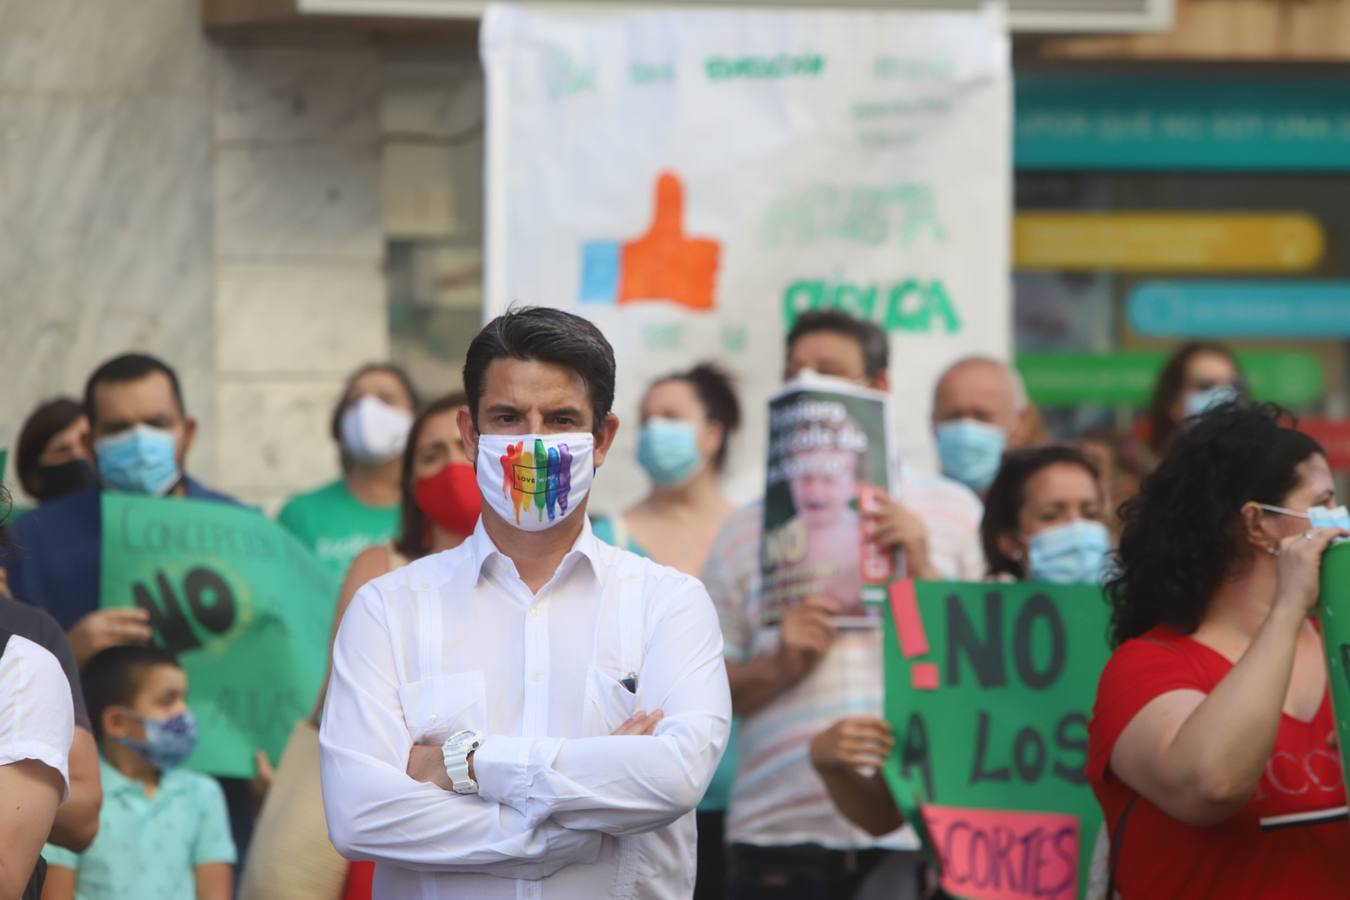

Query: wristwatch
442,729,482,795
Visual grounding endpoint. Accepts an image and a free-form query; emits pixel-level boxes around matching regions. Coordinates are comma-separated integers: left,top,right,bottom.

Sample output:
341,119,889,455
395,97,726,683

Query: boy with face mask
319,307,731,899
41,646,236,900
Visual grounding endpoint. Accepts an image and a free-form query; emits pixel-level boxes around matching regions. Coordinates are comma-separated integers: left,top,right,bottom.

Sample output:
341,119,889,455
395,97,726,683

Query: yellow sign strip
1014,212,1324,272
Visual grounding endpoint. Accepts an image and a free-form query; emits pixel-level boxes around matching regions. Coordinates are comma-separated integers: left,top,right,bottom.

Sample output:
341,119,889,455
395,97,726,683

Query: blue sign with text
1129,281,1350,337
1016,77,1350,171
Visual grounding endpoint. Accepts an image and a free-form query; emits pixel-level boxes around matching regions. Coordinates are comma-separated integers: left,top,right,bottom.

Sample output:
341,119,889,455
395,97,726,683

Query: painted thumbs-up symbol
579,171,721,312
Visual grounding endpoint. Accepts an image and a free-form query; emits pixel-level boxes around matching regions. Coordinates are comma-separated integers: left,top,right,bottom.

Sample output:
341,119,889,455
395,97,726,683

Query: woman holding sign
810,445,1112,839
1090,402,1350,897
981,445,1111,585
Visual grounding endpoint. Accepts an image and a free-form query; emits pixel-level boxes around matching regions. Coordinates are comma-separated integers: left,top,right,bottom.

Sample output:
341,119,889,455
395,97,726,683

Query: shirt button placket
523,596,550,737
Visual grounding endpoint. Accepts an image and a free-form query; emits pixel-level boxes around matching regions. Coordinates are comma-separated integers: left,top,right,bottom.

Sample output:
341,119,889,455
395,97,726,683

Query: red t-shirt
1088,625,1350,898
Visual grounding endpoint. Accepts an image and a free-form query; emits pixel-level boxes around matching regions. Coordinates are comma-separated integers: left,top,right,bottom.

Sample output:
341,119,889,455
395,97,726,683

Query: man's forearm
817,767,903,837
727,655,799,717
323,739,601,877
475,717,729,836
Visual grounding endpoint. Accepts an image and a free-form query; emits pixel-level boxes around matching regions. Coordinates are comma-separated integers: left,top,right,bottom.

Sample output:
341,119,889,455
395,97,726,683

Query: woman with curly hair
1088,402,1350,897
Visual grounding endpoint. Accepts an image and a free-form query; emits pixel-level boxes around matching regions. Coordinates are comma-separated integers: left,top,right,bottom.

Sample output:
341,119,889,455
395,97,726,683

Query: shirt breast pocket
398,671,487,745
583,664,638,736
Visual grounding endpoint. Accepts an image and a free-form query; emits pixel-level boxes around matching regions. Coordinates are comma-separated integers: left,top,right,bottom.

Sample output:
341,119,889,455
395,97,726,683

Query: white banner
482,3,1011,513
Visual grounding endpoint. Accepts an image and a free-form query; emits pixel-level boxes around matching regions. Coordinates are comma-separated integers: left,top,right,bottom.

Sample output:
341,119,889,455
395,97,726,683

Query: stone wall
0,1,432,513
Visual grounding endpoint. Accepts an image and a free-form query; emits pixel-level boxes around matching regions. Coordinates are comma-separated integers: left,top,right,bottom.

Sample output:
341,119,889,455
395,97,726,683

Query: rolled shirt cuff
473,735,563,817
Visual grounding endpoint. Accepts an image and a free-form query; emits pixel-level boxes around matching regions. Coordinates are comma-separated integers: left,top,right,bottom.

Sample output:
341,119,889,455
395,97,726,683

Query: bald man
931,356,1034,494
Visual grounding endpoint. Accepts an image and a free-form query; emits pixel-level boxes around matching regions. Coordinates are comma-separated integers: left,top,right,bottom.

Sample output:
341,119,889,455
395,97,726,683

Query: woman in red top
1089,402,1350,898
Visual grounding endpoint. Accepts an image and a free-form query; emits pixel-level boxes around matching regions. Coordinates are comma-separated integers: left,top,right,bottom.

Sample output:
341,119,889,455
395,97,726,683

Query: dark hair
84,353,184,426
82,645,181,743
1147,342,1243,455
650,363,742,471
463,307,616,433
982,445,1101,580
394,391,469,560
786,311,889,380
16,398,86,498
0,484,11,552
1108,402,1323,647
329,363,421,469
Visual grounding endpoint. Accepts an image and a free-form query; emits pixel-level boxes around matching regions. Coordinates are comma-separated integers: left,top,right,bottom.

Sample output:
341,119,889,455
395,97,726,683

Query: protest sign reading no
882,580,1112,900
100,494,338,777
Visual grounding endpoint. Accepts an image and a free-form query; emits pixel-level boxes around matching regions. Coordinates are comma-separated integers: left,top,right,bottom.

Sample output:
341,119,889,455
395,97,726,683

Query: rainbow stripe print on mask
499,437,574,525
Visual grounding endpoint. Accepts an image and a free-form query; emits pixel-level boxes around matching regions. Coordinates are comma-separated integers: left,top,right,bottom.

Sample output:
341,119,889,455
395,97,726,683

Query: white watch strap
443,730,481,794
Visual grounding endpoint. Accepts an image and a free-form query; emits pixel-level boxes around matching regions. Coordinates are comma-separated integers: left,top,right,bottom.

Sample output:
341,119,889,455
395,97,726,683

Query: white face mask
475,432,594,532
340,395,413,464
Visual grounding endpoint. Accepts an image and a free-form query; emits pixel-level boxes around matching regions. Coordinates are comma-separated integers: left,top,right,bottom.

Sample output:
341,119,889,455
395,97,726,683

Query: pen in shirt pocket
620,671,637,693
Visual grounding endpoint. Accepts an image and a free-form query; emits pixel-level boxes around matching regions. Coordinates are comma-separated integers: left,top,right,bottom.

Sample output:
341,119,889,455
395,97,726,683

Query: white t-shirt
0,634,74,799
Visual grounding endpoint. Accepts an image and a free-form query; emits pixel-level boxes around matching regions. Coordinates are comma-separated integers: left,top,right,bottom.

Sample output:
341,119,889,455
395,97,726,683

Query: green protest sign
882,579,1112,900
1319,544,1350,780
100,494,339,777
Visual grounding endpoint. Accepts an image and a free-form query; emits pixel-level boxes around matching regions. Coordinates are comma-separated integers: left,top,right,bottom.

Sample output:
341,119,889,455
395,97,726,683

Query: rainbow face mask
475,432,594,532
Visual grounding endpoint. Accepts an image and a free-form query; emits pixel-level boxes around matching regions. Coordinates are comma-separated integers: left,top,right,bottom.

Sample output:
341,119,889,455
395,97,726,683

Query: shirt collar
466,514,603,585
98,757,191,799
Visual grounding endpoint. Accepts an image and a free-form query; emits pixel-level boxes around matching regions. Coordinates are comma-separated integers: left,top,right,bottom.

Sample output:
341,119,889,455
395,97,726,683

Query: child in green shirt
42,646,235,900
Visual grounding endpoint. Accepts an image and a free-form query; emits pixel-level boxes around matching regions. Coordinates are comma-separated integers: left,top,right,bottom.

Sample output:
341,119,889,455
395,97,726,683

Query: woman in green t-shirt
276,365,421,578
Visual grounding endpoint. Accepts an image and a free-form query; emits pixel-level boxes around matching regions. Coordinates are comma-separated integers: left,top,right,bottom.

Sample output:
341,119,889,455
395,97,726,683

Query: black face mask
33,459,97,502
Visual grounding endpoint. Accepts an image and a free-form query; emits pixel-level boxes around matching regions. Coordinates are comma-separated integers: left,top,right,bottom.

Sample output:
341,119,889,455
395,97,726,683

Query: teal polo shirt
43,758,236,899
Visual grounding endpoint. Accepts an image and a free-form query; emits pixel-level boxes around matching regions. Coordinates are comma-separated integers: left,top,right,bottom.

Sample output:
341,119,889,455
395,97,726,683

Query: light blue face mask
1026,520,1112,585
935,419,1006,492
636,418,703,488
95,424,181,496
1260,503,1350,541
1184,383,1240,418
116,709,198,771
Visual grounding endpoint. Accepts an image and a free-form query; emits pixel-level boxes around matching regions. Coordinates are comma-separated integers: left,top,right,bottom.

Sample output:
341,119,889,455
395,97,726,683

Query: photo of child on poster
761,375,896,628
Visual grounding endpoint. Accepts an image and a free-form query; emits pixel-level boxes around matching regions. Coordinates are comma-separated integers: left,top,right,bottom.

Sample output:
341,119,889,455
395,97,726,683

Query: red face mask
414,462,481,541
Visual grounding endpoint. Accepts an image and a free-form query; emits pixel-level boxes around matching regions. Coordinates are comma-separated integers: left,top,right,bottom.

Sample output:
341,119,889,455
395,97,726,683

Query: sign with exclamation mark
890,579,939,690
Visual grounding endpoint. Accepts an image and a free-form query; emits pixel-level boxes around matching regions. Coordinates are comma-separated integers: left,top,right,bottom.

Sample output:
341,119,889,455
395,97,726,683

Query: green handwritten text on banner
882,580,1112,900
100,494,338,777
1018,350,1323,408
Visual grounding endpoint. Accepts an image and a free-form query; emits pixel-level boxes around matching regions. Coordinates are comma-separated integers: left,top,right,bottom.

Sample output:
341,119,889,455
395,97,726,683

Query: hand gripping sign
882,579,1113,900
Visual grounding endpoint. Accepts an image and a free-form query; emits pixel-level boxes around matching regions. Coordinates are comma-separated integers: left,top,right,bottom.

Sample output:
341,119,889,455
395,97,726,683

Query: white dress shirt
320,518,731,899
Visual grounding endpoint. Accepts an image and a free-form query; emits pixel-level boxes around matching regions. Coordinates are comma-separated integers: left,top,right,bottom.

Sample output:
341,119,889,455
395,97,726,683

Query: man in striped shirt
702,311,984,899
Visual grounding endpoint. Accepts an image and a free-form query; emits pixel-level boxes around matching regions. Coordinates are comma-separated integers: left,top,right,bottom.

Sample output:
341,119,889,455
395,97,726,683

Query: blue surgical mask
935,419,1006,492
1184,383,1240,418
116,709,198,770
1027,520,1111,585
95,425,181,496
1260,503,1350,540
636,418,703,487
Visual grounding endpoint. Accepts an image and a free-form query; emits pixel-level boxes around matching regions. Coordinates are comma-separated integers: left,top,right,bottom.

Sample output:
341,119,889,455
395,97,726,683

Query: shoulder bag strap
1106,792,1139,899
